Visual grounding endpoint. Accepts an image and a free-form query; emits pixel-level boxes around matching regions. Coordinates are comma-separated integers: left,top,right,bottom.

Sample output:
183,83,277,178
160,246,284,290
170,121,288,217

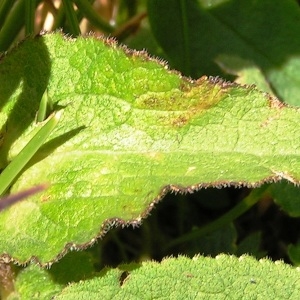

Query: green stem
179,0,191,75
52,1,66,30
0,0,26,52
73,0,114,33
165,185,270,250
37,89,53,122
62,0,81,36
0,111,62,197
0,0,15,29
25,0,36,35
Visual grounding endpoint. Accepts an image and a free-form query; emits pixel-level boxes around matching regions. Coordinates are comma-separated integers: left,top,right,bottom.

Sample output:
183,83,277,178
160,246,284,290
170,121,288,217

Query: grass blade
0,111,61,196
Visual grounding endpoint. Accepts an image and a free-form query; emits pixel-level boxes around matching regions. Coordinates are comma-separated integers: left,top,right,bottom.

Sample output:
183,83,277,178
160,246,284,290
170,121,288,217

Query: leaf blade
0,33,299,264
53,255,300,299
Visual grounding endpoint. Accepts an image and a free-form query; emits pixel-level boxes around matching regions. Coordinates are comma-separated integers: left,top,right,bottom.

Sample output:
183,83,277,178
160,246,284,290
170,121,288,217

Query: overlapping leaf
148,0,300,105
13,255,300,299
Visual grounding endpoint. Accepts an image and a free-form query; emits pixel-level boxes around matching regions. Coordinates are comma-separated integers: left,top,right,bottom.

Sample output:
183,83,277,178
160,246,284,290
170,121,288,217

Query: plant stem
52,1,66,30
0,111,62,197
62,0,81,36
0,184,47,211
0,0,15,29
73,0,114,33
0,0,25,52
179,0,191,75
165,184,270,250
25,0,36,35
37,89,53,122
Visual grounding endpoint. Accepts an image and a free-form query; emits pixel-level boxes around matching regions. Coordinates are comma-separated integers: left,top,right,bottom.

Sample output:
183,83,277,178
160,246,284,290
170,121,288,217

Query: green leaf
13,264,62,299
215,55,274,94
9,251,96,299
185,223,237,257
236,231,266,259
147,0,300,105
270,181,300,217
0,111,61,196
48,251,97,285
288,243,300,267
53,255,300,299
0,33,300,264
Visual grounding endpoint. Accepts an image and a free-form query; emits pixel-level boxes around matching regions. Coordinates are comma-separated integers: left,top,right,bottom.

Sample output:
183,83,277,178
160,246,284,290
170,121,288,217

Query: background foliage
0,0,300,298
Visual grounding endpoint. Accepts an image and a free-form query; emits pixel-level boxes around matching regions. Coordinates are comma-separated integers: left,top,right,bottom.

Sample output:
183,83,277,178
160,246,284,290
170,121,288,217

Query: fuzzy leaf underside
0,33,300,264
15,255,300,299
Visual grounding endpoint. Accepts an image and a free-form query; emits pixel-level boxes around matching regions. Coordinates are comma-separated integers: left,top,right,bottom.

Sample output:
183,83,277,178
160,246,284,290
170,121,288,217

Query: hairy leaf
13,264,62,299
270,181,300,217
0,33,299,264
52,255,300,299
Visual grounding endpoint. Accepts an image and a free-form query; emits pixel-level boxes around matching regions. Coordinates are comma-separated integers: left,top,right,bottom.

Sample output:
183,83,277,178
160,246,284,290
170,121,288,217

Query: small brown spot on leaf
268,96,285,109
172,115,188,127
185,272,194,278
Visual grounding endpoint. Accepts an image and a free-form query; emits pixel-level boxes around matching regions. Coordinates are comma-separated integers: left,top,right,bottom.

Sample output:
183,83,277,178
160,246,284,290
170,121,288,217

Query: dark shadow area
27,126,86,167
94,187,244,268
4,126,86,191
0,34,51,168
47,249,142,286
0,34,85,194
89,187,300,268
